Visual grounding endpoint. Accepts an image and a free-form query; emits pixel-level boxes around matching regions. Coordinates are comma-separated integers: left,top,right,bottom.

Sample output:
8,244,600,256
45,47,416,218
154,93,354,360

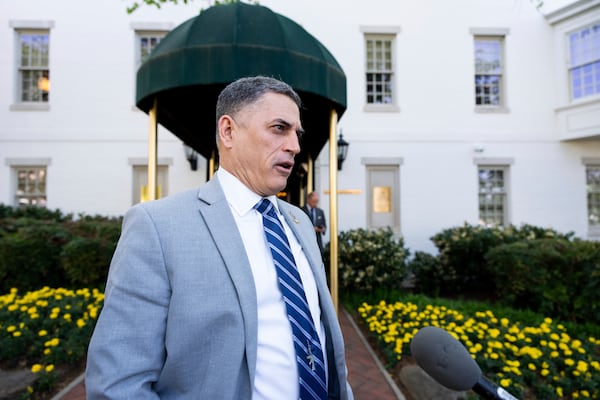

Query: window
17,30,50,103
474,36,505,108
13,166,47,207
478,167,508,227
568,22,600,100
586,165,600,233
365,34,394,106
135,30,168,68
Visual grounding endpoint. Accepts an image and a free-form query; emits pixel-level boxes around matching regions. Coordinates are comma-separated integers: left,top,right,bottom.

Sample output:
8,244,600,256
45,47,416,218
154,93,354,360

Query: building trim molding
9,20,55,29
128,157,173,166
473,157,515,165
5,158,52,166
361,157,404,165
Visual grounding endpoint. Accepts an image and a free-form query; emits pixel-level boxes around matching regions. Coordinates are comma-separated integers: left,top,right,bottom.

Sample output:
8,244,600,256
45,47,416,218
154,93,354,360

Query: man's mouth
275,160,294,174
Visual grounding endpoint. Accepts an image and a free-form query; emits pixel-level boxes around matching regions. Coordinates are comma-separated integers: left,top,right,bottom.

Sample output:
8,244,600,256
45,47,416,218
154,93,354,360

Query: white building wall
0,1,204,217
1,0,599,254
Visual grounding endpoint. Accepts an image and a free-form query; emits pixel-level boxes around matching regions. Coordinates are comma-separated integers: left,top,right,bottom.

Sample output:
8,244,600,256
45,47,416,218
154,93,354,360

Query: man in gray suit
302,191,326,253
85,76,353,400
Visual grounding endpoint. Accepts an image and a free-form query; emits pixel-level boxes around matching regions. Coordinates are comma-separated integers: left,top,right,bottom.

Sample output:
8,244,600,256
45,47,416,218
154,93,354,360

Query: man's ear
217,115,235,149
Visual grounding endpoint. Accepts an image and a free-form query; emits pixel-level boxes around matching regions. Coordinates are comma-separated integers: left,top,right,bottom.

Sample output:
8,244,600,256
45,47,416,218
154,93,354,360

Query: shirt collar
216,167,280,216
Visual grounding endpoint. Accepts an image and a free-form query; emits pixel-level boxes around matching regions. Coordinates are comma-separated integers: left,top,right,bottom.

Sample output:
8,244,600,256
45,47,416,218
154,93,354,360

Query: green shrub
60,237,114,288
486,239,569,315
0,204,70,221
326,227,409,294
406,251,445,296
0,205,122,291
486,238,600,325
0,220,71,292
430,223,572,298
60,217,121,288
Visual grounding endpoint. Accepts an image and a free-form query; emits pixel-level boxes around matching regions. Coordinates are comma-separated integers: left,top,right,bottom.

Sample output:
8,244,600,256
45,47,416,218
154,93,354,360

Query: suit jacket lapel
279,201,324,278
196,178,258,384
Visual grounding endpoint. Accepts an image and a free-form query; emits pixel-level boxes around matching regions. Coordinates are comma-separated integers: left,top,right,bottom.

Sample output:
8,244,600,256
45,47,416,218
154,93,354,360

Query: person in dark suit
85,76,353,399
303,191,327,253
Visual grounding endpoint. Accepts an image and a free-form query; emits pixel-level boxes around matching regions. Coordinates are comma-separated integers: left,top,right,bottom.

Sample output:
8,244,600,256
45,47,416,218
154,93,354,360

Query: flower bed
0,287,103,398
358,300,600,399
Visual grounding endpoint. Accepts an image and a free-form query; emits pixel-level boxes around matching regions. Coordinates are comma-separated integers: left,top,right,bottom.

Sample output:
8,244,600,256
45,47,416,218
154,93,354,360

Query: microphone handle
473,376,519,400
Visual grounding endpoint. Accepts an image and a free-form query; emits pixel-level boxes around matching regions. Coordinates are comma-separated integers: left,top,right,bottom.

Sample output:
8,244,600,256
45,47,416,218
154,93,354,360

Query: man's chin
269,180,289,196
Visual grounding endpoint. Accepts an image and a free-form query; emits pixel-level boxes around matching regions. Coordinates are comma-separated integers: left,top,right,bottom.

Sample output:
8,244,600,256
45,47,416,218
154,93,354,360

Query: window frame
6,158,52,207
134,30,168,69
567,21,600,101
474,157,513,228
583,158,600,238
470,28,510,113
9,20,54,111
360,26,400,112
131,23,172,109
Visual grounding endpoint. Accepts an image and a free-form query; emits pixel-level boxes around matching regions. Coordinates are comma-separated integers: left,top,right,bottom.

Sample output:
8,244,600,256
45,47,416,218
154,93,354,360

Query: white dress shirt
216,168,326,400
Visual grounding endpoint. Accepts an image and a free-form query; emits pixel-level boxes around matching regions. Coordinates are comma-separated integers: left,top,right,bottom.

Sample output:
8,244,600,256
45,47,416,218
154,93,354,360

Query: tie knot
255,198,274,215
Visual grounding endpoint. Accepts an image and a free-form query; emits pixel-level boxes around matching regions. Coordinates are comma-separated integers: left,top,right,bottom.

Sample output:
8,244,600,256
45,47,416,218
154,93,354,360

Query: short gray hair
216,76,302,124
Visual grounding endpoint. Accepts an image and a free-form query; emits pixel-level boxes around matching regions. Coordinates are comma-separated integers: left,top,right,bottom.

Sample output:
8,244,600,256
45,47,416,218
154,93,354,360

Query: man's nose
284,132,301,155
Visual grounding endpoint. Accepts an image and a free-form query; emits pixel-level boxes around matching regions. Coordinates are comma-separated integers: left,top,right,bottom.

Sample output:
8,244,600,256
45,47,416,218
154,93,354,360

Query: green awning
136,2,347,160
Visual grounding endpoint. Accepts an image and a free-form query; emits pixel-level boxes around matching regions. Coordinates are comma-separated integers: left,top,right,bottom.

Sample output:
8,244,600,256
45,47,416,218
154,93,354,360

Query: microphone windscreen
410,326,482,391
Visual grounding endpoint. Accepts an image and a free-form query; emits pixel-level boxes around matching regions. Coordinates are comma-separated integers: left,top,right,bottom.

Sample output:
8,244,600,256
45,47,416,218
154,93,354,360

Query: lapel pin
290,212,300,224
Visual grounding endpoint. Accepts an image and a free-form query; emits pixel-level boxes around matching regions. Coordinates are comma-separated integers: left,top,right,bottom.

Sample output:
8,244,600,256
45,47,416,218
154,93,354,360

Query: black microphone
410,326,519,400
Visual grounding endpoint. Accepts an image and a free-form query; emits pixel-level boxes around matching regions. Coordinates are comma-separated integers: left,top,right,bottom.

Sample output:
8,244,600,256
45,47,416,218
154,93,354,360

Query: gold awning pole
147,97,158,201
307,157,314,193
208,149,216,179
328,109,339,314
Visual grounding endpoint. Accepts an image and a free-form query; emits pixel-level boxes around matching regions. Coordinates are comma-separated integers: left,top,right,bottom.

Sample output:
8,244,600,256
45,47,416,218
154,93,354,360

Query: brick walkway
53,308,404,400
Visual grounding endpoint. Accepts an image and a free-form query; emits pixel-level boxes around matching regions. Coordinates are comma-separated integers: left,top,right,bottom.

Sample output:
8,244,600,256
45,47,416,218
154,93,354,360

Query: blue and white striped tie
255,198,327,400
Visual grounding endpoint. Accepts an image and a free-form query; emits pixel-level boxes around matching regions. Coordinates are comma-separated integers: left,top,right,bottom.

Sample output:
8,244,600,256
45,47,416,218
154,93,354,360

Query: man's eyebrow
273,118,305,138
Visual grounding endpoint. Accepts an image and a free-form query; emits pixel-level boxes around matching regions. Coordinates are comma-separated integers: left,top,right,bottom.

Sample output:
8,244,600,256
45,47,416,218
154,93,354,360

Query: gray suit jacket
86,177,353,399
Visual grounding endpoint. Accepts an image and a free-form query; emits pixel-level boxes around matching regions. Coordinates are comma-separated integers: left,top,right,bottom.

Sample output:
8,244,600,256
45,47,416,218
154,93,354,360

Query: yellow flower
38,330,48,336
12,331,21,337
576,360,588,373
45,364,54,373
488,328,500,338
565,358,575,367
31,364,43,373
44,338,60,347
557,387,563,397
